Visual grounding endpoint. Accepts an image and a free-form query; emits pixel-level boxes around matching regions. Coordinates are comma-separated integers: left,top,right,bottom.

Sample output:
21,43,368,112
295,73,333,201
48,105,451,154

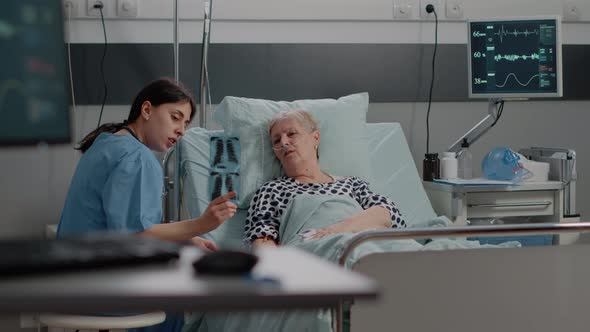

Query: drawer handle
468,201,552,208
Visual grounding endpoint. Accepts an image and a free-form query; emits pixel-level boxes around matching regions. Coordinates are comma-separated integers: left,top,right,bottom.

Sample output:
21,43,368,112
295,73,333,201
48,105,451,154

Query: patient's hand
309,207,391,240
191,236,218,252
318,207,391,236
306,228,336,240
253,236,278,247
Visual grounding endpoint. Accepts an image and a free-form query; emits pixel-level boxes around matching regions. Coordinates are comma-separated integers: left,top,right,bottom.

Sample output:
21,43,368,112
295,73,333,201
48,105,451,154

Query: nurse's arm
141,192,237,242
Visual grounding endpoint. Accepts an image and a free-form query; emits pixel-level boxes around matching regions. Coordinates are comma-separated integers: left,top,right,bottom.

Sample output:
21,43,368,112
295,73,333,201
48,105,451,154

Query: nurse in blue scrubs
58,78,237,332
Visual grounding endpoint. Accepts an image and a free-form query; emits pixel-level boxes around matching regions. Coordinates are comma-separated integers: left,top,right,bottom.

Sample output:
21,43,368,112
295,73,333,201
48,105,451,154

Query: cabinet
423,181,579,244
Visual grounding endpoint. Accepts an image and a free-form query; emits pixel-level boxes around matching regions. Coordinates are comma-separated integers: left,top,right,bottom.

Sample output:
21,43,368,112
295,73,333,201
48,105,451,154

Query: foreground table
0,246,377,313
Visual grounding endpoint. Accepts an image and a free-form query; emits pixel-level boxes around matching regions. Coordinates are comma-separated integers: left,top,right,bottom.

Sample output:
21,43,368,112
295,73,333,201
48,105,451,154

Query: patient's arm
244,183,281,244
326,206,391,233
351,177,405,228
308,206,390,240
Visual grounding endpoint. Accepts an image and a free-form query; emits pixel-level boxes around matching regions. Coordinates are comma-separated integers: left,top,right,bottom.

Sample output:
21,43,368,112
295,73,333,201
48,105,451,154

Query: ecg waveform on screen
495,73,540,88
494,25,539,43
472,25,539,43
494,53,539,62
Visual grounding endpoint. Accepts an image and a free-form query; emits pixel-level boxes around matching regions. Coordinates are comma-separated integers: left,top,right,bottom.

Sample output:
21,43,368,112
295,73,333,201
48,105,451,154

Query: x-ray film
208,135,240,201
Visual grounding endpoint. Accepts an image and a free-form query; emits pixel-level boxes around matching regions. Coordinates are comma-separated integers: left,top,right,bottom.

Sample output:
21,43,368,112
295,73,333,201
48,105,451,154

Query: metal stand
447,98,502,153
165,0,181,222
199,0,213,129
164,1,214,222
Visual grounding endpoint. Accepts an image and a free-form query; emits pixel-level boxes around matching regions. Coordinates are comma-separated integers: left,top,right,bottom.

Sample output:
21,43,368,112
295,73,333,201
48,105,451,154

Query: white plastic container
440,152,458,180
457,141,473,179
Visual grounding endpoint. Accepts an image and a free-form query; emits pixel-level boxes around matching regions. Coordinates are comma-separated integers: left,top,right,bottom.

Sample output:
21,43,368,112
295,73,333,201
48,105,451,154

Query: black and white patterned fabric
245,176,405,242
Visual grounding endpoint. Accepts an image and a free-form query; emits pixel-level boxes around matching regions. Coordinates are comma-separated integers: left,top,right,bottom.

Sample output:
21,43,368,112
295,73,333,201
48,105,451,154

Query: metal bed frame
163,142,589,332
164,140,588,332
332,222,590,332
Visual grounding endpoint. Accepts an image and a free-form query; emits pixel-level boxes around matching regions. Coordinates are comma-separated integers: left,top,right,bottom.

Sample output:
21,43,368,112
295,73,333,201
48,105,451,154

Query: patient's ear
312,130,320,145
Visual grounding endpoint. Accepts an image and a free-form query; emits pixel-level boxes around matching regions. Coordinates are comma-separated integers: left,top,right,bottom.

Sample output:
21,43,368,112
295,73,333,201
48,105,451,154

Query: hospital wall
0,1,588,331
1,0,590,241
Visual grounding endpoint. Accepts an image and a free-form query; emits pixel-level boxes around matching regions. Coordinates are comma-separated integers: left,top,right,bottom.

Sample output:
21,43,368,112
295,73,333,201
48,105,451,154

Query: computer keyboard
0,234,182,276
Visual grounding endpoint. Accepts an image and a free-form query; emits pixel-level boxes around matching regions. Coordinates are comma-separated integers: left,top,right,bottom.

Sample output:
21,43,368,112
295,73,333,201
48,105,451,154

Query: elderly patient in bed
245,109,406,247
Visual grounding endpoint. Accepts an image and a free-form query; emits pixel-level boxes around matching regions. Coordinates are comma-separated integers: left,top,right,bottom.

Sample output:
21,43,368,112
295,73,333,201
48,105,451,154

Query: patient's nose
280,135,291,146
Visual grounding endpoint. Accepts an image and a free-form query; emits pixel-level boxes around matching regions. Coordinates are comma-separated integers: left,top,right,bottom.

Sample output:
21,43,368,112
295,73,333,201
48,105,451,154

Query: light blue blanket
183,195,519,332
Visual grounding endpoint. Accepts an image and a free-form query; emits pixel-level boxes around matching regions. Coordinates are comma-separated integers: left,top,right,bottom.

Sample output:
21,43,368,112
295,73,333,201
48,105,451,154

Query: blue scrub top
57,133,183,332
58,133,163,237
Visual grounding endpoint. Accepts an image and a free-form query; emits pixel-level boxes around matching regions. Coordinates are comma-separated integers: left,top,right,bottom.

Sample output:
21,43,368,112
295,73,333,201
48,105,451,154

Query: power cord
425,4,437,154
65,2,84,143
65,4,76,114
490,100,505,127
95,3,108,129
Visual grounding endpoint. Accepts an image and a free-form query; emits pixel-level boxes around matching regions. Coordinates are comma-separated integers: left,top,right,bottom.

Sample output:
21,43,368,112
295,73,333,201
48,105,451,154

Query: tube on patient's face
273,144,295,152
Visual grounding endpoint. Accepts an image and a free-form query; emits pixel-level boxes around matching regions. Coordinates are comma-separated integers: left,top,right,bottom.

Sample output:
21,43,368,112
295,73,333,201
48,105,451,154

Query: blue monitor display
468,17,562,99
0,0,71,145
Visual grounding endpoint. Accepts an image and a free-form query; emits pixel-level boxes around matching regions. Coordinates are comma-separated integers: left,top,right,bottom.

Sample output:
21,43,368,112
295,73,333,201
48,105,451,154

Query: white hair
268,109,319,135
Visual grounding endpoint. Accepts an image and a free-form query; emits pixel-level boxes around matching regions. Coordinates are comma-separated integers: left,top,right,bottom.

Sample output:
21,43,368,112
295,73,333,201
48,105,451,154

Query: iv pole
164,0,182,222
167,0,213,221
199,0,212,129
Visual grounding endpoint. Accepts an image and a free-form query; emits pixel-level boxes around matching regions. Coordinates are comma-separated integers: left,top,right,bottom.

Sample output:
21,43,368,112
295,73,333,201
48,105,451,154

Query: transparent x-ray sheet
209,135,240,201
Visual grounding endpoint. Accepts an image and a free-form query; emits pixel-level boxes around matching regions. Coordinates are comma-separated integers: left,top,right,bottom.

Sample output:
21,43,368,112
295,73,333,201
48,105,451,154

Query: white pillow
213,93,373,208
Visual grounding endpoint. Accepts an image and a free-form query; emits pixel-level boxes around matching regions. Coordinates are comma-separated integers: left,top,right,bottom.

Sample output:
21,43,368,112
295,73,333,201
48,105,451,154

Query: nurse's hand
191,236,218,252
200,191,238,232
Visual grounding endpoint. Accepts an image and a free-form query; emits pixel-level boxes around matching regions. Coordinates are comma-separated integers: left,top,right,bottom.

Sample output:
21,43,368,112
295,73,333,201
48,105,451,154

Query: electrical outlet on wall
420,0,443,19
117,0,138,17
63,0,79,18
446,0,464,19
87,0,106,17
564,1,582,21
393,0,414,20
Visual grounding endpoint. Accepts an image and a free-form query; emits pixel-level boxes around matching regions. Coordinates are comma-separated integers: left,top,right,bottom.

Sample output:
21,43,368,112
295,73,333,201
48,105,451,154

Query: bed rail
333,222,590,332
338,222,590,266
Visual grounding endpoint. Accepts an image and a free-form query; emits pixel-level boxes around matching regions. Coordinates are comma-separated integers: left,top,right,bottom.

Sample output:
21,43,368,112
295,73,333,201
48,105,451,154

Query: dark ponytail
76,78,196,153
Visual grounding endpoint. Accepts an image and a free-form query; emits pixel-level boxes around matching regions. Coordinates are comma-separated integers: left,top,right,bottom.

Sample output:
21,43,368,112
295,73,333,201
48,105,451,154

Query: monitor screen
468,17,562,99
0,0,71,146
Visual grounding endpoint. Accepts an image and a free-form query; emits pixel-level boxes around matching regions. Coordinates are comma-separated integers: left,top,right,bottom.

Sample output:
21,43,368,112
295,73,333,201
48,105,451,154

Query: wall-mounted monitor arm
447,98,502,153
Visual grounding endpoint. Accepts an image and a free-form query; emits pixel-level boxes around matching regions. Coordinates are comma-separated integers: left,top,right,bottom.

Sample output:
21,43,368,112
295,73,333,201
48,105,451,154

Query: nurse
58,77,237,249
57,78,236,332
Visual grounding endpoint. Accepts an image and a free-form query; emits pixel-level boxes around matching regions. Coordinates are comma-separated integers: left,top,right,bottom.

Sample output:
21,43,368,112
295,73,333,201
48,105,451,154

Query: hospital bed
166,115,590,332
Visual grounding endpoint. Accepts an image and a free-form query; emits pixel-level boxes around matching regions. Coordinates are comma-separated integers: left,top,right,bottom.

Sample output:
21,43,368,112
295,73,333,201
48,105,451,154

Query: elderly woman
245,109,405,247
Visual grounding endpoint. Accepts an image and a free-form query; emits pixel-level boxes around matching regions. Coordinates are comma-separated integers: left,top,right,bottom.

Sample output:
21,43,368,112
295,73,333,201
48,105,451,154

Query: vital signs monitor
0,0,71,146
468,17,562,99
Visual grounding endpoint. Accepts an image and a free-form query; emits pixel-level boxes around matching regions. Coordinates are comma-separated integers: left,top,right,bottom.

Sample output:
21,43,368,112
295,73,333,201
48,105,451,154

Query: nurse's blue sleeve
101,154,163,233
